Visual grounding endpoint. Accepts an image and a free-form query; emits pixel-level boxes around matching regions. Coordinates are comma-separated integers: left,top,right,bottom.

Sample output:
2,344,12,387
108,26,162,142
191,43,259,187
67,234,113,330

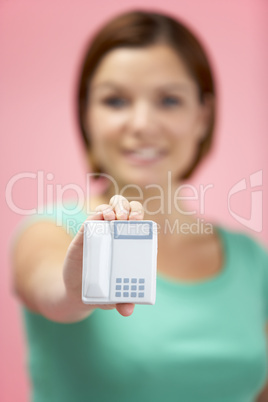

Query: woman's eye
101,95,181,109
161,96,181,107
102,97,126,108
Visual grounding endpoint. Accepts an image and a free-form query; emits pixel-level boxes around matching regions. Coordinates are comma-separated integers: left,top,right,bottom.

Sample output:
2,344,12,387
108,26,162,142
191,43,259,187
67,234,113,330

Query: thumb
116,303,135,317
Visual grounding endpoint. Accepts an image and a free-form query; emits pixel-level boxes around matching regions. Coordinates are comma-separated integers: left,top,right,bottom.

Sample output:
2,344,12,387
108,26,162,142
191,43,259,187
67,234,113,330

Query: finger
116,303,135,317
95,204,116,220
109,195,130,220
98,303,135,317
129,201,144,220
96,304,116,311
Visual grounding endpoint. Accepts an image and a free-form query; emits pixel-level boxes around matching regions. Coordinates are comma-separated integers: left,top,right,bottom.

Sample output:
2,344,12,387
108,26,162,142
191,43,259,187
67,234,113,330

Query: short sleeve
230,229,268,322
245,235,268,321
257,240,268,321
9,200,87,252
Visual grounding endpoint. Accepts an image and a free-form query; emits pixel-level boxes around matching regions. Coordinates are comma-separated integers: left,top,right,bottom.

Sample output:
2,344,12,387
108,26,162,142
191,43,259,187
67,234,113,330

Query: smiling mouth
122,147,167,165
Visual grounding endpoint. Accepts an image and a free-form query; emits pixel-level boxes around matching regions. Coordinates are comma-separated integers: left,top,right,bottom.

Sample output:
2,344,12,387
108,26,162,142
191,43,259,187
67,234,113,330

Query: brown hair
77,9,216,179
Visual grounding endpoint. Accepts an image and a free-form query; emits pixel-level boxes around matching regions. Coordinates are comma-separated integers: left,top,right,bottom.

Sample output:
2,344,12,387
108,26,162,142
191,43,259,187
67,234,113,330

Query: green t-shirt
14,201,268,402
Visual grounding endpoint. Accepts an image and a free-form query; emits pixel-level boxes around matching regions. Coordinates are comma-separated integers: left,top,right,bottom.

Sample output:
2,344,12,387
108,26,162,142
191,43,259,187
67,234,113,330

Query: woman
11,9,268,402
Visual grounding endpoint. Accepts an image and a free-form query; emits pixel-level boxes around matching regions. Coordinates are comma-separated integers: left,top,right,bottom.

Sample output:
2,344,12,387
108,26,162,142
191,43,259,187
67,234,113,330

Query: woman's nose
128,100,157,137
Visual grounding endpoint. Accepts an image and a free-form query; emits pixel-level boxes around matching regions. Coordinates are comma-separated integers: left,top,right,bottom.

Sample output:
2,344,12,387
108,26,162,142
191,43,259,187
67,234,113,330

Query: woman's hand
62,195,144,318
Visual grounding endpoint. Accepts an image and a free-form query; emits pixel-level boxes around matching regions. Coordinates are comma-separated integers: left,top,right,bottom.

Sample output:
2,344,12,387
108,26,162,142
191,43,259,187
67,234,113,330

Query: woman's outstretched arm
11,196,143,322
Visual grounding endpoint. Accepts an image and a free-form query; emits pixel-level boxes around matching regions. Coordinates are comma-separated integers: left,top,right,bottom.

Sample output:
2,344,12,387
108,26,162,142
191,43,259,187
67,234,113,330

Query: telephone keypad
115,278,145,298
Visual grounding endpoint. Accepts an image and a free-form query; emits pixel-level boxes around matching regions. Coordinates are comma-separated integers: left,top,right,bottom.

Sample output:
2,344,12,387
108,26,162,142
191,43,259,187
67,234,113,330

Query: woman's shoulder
10,199,86,251
10,196,106,248
216,223,268,265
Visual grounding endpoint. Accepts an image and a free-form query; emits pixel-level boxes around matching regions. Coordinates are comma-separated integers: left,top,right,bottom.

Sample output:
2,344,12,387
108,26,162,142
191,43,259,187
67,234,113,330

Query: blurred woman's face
85,44,211,188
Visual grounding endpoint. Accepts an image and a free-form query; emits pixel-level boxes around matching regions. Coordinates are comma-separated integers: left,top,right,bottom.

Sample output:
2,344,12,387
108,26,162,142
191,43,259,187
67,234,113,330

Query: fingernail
117,213,127,219
129,210,142,216
103,208,113,215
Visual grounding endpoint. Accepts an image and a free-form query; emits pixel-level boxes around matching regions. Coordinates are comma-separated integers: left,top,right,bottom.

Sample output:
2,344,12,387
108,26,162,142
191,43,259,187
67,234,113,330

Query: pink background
1,1,267,401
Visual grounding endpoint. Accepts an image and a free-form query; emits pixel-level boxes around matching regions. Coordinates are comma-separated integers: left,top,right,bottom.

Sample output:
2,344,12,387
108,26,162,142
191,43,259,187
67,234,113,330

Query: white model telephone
82,220,158,305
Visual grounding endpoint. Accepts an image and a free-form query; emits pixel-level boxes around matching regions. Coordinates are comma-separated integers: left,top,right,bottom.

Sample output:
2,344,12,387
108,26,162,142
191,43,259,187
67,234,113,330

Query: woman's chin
118,171,166,189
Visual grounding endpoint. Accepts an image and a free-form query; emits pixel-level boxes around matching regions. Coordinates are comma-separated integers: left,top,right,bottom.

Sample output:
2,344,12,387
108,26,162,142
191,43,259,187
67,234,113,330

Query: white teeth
132,148,159,159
